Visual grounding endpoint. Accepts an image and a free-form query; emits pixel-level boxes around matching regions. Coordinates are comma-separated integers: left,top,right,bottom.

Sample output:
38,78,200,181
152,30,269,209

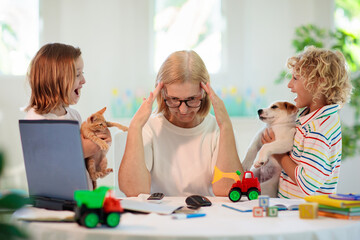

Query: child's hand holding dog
261,128,275,145
261,127,297,182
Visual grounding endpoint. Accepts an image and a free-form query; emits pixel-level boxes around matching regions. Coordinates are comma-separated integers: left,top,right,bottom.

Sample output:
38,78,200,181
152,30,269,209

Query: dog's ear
284,102,298,114
289,103,298,113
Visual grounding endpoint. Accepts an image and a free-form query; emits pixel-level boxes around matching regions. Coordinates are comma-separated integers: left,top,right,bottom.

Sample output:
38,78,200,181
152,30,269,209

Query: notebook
304,194,360,208
222,198,305,212
19,119,90,211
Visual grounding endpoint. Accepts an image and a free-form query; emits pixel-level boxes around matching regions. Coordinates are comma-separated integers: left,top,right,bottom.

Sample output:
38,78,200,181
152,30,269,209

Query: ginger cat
81,107,128,188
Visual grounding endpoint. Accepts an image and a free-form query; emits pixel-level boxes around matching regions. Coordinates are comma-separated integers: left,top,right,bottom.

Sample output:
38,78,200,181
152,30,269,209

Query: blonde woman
119,50,243,197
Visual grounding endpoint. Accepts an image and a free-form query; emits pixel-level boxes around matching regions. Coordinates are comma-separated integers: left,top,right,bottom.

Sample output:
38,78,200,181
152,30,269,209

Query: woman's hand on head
201,82,231,129
130,82,164,129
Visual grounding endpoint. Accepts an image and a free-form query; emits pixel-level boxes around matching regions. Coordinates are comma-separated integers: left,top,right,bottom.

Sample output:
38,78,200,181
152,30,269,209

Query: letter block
299,203,318,219
258,195,270,209
266,206,278,217
253,206,264,217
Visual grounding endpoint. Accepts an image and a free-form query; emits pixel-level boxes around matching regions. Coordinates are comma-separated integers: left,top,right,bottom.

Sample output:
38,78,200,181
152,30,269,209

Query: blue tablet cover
19,120,90,206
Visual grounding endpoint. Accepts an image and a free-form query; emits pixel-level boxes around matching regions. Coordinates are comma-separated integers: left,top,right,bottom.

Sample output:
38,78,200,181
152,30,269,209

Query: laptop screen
19,120,90,208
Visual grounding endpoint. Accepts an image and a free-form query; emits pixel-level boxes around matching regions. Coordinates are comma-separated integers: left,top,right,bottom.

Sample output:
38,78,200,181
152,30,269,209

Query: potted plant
0,150,29,240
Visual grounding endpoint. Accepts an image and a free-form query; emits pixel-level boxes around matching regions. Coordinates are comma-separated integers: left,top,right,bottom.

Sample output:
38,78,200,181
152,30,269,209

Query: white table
15,197,360,240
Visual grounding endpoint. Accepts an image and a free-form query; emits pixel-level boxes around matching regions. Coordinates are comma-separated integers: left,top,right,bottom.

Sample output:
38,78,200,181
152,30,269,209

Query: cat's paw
100,168,113,178
99,142,109,150
95,172,103,179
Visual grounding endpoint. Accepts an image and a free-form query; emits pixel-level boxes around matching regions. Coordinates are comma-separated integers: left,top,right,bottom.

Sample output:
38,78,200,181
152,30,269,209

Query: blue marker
172,213,206,219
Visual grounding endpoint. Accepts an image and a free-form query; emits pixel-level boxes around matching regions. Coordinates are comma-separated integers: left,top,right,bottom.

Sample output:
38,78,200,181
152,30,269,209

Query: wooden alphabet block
299,203,318,219
266,206,278,217
258,195,270,209
253,206,264,217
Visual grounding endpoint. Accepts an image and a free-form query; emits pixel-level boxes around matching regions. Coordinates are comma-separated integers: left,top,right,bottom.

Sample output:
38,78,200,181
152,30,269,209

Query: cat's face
87,107,107,131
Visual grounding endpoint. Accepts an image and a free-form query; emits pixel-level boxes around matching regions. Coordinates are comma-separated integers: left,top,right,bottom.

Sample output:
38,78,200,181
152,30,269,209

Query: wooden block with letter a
299,202,318,219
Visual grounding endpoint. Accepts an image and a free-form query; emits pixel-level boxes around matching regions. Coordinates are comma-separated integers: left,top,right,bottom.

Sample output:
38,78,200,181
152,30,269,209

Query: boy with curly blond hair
264,46,353,198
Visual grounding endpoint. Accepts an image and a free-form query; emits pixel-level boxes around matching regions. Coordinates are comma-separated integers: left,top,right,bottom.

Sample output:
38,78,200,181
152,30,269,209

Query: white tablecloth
15,197,360,240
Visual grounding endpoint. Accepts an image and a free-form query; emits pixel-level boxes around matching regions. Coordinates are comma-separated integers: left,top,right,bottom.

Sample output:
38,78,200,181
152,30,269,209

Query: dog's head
258,101,298,125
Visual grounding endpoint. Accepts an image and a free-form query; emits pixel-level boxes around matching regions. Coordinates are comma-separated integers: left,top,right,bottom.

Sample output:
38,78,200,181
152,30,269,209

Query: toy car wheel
229,188,242,202
247,188,260,200
81,212,99,228
106,212,121,227
74,207,83,225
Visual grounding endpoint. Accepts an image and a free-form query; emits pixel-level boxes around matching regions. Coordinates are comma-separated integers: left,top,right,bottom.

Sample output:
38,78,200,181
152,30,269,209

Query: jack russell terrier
242,101,298,197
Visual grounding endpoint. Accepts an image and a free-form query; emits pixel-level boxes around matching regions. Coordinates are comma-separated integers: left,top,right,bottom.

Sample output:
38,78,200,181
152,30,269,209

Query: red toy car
228,171,261,202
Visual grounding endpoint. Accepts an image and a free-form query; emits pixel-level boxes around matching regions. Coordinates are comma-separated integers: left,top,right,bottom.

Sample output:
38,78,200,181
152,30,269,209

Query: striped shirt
278,104,342,199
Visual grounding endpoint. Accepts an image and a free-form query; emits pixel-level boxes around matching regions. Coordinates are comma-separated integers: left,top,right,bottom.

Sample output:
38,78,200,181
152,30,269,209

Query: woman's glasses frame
162,88,206,108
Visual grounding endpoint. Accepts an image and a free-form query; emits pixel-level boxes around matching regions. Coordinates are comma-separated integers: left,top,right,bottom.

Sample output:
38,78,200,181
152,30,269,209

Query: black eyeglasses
164,98,204,108
163,88,206,108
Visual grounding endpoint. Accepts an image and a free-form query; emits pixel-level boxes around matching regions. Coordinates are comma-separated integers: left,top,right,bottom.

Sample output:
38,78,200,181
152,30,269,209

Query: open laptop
19,119,90,211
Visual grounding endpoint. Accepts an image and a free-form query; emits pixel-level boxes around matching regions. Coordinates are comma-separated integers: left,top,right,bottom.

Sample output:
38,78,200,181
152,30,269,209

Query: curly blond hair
287,46,352,105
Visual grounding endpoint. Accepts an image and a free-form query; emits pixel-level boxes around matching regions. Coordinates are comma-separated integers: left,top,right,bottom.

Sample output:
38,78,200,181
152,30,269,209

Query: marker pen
172,213,206,220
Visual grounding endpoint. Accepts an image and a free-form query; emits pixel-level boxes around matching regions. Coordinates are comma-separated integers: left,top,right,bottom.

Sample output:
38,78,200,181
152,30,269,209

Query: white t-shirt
25,107,82,123
143,113,220,196
24,107,93,190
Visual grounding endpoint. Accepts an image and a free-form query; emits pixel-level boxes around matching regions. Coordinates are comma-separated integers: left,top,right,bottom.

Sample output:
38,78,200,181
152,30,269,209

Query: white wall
1,0,358,194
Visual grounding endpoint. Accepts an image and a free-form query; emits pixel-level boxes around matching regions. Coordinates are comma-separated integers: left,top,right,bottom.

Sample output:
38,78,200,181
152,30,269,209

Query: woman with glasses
118,50,243,197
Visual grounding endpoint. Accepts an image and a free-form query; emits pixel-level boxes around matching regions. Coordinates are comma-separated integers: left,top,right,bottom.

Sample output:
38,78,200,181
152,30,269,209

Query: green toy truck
74,186,124,228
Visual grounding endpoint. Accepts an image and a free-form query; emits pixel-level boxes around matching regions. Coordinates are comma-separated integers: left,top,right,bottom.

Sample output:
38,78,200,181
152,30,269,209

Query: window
153,0,224,73
335,0,360,70
0,0,39,75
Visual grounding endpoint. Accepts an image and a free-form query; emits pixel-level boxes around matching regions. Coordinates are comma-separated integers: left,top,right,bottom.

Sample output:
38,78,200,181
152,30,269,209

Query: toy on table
299,202,318,219
253,195,278,217
253,207,264,217
259,195,270,209
266,206,278,217
212,166,261,202
74,186,124,228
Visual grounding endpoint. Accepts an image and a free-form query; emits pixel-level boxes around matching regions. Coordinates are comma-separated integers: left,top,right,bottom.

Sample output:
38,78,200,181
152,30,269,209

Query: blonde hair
26,43,82,114
156,50,211,117
287,46,352,105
